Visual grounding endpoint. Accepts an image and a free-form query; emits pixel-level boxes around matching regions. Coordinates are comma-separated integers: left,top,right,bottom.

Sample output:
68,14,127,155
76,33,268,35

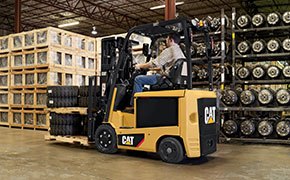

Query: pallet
10,48,97,71
10,68,96,87
10,107,49,129
9,124,49,130
10,88,47,109
48,107,87,115
9,27,96,55
44,134,92,146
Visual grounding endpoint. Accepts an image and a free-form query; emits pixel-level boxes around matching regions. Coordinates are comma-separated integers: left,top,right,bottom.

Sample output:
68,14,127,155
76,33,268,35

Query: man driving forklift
132,33,185,96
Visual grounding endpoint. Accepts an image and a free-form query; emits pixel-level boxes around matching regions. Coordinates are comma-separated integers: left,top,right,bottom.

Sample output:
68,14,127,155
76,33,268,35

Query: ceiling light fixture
58,21,79,28
91,26,97,35
150,1,184,10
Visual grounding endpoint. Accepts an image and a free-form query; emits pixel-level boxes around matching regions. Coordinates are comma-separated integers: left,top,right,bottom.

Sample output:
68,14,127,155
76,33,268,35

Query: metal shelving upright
191,9,230,89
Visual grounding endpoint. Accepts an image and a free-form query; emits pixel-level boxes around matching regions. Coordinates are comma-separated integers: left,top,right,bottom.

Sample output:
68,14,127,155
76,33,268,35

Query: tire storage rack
0,27,98,130
219,8,290,144
191,9,230,90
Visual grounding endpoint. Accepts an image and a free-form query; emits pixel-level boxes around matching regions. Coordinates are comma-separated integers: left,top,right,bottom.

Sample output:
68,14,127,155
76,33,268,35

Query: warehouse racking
220,8,290,144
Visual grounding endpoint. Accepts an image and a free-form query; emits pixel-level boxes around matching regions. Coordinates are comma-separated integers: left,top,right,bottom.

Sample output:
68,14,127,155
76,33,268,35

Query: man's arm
135,62,152,69
135,47,172,70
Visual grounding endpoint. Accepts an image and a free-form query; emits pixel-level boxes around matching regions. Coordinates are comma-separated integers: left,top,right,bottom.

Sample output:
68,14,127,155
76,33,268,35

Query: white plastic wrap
14,74,22,86
37,93,47,105
0,75,8,86
0,38,8,50
37,52,47,64
13,93,22,104
51,72,62,85
50,31,61,45
25,74,34,85
76,56,85,68
25,33,34,46
25,53,35,66
25,93,34,105
13,112,21,124
37,73,47,84
65,74,73,85
0,94,8,104
13,36,22,48
88,41,94,52
14,55,23,66
64,35,72,47
37,31,47,44
88,58,95,69
76,37,85,50
65,54,72,66
0,57,8,68
77,75,86,86
36,114,46,126
51,51,62,64
0,112,8,122
24,113,33,125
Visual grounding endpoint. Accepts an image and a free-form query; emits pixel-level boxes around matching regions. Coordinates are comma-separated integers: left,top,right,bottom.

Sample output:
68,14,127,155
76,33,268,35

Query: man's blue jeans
133,74,161,93
130,74,161,105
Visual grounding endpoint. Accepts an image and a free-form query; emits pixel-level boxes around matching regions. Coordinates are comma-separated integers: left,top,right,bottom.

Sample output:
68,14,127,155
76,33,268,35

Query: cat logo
204,106,216,124
122,136,134,146
118,134,144,147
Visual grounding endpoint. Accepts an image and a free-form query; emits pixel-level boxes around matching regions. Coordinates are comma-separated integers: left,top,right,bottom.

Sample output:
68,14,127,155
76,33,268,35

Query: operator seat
151,58,187,90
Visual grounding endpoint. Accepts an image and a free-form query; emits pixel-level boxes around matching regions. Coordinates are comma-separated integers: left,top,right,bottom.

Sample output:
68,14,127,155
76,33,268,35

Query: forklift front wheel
95,125,118,154
158,137,185,164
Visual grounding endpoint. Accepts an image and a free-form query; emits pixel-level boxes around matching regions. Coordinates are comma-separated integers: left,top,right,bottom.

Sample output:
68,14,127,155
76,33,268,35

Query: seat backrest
168,58,187,85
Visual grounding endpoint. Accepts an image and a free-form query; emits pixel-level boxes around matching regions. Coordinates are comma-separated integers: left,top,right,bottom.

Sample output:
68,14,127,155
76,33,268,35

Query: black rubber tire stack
47,86,79,108
79,86,101,108
78,86,89,107
50,113,82,136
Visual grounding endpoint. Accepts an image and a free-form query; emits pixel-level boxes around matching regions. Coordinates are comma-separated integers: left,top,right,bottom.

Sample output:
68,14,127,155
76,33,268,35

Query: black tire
158,137,185,164
50,125,56,135
79,86,89,97
47,86,79,98
78,96,88,107
48,97,78,107
95,124,118,154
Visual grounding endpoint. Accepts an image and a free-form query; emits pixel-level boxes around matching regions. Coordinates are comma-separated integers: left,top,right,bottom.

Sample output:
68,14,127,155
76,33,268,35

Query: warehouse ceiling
0,0,290,37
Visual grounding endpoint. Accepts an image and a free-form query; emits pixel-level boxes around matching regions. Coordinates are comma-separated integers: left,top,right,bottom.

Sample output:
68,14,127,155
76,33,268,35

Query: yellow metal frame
107,88,216,158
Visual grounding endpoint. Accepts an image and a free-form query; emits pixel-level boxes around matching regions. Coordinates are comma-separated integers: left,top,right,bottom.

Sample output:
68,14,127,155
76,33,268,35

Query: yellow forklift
87,18,218,163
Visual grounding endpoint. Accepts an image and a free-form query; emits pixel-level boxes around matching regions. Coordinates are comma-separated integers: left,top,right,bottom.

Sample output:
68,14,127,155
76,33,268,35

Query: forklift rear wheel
95,125,118,154
158,137,185,164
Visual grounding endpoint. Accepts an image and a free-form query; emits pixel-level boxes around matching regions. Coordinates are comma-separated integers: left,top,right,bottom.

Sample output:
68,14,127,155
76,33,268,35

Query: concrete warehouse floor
0,127,290,180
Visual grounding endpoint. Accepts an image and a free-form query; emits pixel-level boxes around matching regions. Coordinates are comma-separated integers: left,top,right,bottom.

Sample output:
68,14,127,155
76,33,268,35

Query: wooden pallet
10,88,47,109
10,68,96,87
10,107,49,129
48,107,87,115
9,27,96,54
9,124,49,130
44,134,92,146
